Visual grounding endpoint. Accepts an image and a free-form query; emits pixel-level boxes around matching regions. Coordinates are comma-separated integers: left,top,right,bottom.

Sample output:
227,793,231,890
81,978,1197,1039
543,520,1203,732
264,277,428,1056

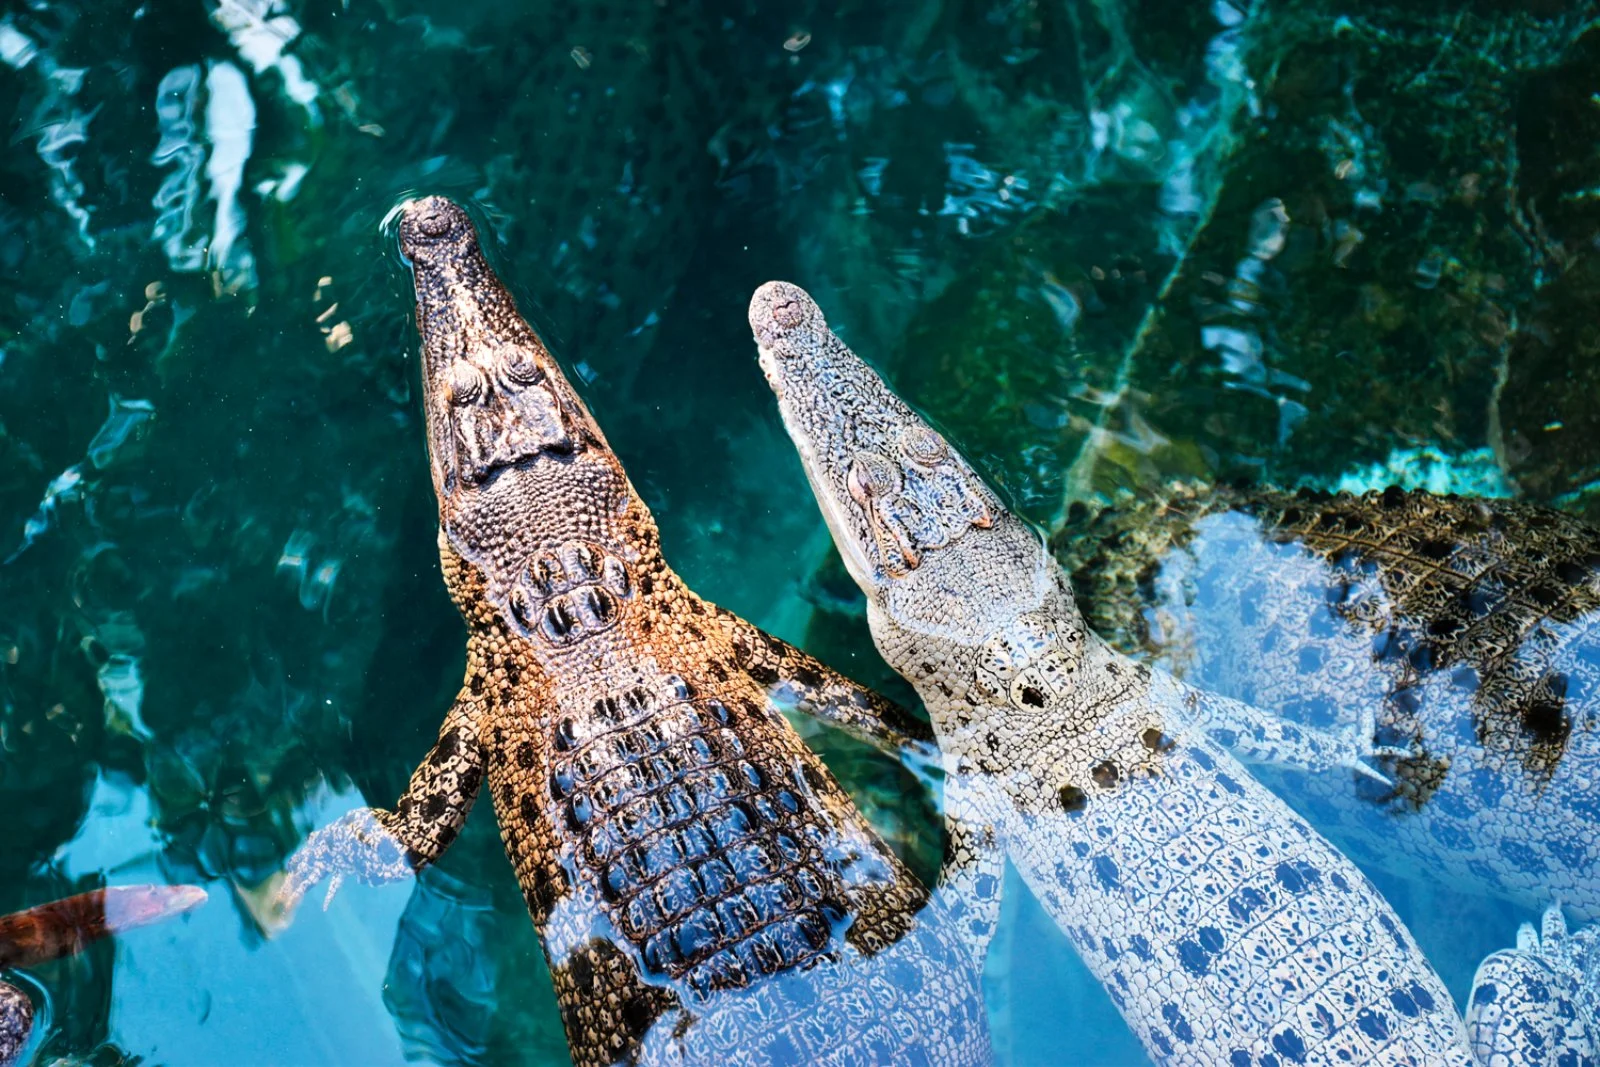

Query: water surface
3,0,1599,1063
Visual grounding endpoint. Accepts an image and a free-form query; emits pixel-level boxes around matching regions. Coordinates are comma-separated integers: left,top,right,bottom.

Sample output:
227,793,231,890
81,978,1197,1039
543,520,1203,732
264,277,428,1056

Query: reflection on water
0,0,1597,1063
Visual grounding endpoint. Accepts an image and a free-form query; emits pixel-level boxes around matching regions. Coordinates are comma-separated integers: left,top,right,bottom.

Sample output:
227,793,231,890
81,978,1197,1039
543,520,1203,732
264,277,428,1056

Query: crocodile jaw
757,333,879,593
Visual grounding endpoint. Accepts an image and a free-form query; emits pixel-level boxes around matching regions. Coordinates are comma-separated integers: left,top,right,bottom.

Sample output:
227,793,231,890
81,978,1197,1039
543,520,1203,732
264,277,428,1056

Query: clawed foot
1283,697,1416,788
1335,720,1411,788
1505,905,1600,987
1467,904,1600,1064
272,808,416,921
1186,685,1409,786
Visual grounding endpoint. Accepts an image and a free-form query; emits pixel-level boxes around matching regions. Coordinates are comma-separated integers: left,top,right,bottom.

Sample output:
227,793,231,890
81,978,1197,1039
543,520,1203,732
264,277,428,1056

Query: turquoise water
2,0,1599,1063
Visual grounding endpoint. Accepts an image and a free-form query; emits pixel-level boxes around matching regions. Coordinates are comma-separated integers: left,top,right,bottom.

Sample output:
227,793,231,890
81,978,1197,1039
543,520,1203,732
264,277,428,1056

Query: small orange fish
0,885,208,969
0,885,206,1066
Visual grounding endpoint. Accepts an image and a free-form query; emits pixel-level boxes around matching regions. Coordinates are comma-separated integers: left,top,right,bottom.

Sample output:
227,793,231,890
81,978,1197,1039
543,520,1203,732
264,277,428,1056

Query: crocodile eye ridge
847,452,900,501
899,425,949,466
499,344,543,387
447,360,485,404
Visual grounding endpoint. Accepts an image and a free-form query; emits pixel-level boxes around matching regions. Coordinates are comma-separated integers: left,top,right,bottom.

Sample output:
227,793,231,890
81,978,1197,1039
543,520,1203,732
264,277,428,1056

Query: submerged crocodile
751,281,1478,1064
1052,483,1600,918
0,884,206,1066
274,199,991,1067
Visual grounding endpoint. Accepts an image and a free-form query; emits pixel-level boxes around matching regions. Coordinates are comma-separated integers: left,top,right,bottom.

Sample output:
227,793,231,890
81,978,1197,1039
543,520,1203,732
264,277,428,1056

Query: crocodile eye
447,361,485,404
500,345,543,387
847,453,899,502
899,426,948,465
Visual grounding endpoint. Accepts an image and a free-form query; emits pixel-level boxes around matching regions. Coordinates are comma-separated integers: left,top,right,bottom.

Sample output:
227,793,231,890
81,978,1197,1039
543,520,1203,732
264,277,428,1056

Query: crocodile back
479,603,991,1067
1000,703,1469,1064
1056,485,1600,917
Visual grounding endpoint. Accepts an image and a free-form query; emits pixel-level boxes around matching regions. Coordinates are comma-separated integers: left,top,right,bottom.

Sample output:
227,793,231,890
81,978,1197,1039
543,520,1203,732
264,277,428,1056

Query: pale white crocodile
749,280,1479,1065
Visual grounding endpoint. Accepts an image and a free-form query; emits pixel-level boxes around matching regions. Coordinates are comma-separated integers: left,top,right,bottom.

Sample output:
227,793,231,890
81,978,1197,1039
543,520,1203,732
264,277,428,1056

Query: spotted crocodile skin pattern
0,886,207,1067
275,201,991,1067
0,984,27,1067
1053,484,1600,920
752,281,1476,1065
1467,906,1600,1067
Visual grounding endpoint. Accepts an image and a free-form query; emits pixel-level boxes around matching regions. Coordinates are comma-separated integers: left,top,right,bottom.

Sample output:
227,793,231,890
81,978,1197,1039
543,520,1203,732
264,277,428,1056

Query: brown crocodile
1052,482,1600,918
0,885,207,1066
273,197,992,1067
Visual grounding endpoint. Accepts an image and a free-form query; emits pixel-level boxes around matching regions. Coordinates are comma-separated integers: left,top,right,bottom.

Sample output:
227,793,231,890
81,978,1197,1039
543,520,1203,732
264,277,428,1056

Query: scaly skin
1052,484,1600,919
751,280,1477,1065
0,885,207,1066
1466,906,1600,1067
274,200,992,1067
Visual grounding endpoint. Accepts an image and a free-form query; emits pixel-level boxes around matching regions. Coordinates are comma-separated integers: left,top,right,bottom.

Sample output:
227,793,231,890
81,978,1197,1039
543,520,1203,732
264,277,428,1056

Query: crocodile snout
748,280,827,354
398,196,474,260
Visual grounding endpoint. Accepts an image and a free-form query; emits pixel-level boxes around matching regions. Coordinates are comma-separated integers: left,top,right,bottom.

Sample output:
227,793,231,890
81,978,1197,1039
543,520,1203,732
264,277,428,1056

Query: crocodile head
399,197,647,643
399,196,605,499
750,280,1063,650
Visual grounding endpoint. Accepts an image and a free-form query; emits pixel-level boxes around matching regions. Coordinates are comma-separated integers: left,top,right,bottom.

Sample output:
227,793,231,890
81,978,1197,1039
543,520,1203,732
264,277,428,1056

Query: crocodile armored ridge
273,199,991,1067
1053,483,1600,919
751,280,1478,1065
0,885,206,1067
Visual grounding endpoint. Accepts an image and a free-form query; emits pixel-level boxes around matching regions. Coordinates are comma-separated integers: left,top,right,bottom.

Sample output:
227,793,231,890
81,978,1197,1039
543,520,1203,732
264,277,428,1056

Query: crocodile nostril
416,205,452,238
772,298,803,328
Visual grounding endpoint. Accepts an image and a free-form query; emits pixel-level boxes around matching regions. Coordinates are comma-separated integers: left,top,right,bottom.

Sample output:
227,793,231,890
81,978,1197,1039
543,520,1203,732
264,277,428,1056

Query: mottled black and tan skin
1056,484,1600,1067
0,885,207,1066
1055,483,1600,918
275,199,991,1067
